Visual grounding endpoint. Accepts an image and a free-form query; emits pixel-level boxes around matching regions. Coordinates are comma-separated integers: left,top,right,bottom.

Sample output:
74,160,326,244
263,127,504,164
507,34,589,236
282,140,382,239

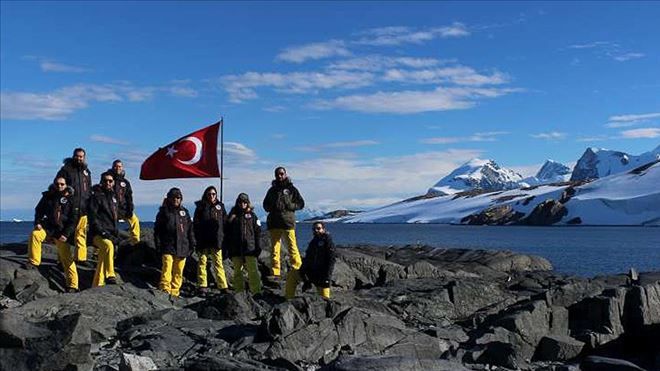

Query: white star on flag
165,146,178,158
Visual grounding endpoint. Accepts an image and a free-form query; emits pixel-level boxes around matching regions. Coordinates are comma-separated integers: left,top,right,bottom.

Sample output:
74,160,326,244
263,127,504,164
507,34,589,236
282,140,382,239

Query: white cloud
605,112,660,128
620,128,660,139
276,40,351,63
530,132,566,140
314,86,518,114
612,52,645,62
355,23,469,46
567,41,615,49
90,135,129,145
167,86,198,98
328,55,450,71
263,105,287,113
222,141,259,165
577,135,611,142
222,70,375,103
296,140,379,152
421,131,508,144
40,60,90,73
383,66,509,86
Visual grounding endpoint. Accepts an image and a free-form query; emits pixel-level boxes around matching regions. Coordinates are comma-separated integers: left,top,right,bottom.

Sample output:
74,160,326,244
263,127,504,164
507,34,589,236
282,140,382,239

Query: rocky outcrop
1,237,658,371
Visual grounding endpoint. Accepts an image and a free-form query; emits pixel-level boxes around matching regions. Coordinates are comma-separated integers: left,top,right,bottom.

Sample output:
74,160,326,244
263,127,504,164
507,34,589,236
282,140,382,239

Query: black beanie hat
167,187,183,199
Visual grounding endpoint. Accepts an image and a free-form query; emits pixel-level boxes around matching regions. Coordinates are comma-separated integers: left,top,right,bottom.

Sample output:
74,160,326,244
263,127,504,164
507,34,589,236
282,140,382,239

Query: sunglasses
276,172,286,175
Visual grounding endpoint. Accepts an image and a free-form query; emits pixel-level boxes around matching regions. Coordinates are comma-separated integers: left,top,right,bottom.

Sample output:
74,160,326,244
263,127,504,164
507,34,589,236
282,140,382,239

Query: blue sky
1,1,659,220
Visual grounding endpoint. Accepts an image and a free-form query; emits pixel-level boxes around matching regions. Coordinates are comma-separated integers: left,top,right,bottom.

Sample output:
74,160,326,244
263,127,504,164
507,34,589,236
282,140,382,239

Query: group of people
27,149,336,300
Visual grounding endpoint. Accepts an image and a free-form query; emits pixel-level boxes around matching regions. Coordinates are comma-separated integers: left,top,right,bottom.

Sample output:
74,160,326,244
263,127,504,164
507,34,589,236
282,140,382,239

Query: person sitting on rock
89,171,120,287
193,186,229,296
155,188,195,297
226,193,262,295
108,159,140,245
285,221,336,300
27,177,80,293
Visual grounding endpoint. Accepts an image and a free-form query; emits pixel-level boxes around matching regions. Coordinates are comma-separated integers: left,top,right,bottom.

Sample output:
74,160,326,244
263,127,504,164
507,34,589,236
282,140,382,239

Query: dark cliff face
570,148,601,181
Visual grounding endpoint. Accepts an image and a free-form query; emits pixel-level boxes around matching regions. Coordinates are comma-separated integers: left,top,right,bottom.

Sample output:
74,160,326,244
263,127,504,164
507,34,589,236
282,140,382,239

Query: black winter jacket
154,205,195,258
301,233,336,288
109,169,135,219
263,179,304,230
56,158,92,215
193,199,226,251
88,184,119,242
34,185,78,241
225,206,262,258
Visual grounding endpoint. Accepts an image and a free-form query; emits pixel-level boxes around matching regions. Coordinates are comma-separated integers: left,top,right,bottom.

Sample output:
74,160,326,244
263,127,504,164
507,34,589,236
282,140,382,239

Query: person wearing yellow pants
89,171,121,287
262,167,305,281
109,160,141,244
285,221,336,300
226,193,262,294
155,188,195,297
27,177,80,292
56,148,92,262
193,186,228,296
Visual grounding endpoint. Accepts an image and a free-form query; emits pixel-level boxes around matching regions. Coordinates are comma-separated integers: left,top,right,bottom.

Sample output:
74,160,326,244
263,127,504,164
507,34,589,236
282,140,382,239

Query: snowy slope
343,161,660,225
427,158,524,196
570,145,660,181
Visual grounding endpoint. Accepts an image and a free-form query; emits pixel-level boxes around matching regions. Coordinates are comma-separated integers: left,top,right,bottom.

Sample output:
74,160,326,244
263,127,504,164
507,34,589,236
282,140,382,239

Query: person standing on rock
262,166,304,288
27,177,81,292
108,160,140,245
155,188,195,297
286,221,336,299
89,171,120,287
226,193,262,294
193,186,229,296
56,148,92,263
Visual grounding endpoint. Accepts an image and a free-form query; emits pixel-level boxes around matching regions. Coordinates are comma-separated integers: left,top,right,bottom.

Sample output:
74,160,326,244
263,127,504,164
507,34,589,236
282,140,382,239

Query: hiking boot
24,263,37,270
66,287,79,294
264,275,280,288
105,277,118,285
198,287,209,297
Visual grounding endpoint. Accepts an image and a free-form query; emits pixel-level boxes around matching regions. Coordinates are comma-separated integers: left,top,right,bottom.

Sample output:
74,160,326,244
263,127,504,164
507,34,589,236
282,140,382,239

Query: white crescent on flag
177,136,203,165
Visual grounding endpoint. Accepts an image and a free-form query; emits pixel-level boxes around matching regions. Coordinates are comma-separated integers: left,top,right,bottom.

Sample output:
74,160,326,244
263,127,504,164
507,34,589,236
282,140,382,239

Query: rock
461,204,525,225
184,355,287,370
189,291,264,322
119,353,158,371
322,355,471,371
521,199,567,226
580,355,646,371
534,335,585,361
0,295,22,309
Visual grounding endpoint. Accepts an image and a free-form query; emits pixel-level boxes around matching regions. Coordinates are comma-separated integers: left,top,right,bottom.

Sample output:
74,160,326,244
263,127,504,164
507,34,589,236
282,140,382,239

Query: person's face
113,162,124,175
206,189,217,202
73,150,85,165
54,178,67,192
313,224,325,236
275,169,287,181
239,200,248,210
171,196,182,207
102,176,114,191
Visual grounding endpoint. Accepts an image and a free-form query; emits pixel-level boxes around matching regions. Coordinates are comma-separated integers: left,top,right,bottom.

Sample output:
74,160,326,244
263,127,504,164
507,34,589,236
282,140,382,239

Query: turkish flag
140,122,221,180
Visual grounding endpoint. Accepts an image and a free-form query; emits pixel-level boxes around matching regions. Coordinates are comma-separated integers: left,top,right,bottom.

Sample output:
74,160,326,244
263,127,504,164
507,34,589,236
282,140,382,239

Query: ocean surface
1,221,658,277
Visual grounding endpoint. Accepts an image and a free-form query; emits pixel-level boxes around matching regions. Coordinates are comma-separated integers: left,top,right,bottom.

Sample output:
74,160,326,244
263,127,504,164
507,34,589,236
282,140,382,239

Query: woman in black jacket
193,186,228,295
154,188,195,297
226,193,262,294
285,221,336,299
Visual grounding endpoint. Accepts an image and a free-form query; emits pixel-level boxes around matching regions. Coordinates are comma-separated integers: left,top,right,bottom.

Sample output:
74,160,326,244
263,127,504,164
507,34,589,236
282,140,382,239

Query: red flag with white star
139,122,221,180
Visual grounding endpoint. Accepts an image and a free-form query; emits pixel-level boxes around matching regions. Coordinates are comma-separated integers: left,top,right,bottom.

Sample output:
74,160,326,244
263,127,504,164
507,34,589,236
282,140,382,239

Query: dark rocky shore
1,229,658,371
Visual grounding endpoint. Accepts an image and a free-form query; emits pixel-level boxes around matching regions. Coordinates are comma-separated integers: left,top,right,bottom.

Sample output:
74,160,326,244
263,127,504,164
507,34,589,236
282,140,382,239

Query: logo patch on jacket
83,170,89,176
179,210,186,216
256,219,262,227
283,189,290,195
112,197,117,203
60,197,68,204
120,182,126,187
215,204,222,210
245,213,252,219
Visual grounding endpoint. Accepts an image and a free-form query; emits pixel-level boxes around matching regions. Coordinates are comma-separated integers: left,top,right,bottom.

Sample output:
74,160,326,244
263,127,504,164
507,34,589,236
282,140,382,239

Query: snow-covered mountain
521,160,572,186
427,158,524,196
570,145,660,181
342,160,660,226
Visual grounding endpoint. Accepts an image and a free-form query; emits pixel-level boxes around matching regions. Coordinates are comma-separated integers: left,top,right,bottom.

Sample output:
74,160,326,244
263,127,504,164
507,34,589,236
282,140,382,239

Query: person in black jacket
262,167,304,282
226,193,262,294
193,186,228,295
155,188,195,297
89,171,120,287
285,221,336,299
109,159,140,245
56,148,92,262
27,177,80,292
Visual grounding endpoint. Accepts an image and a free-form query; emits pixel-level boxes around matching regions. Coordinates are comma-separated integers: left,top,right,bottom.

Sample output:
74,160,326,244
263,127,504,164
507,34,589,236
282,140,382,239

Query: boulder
119,353,158,371
322,355,471,371
580,355,646,371
534,335,585,361
521,199,567,226
461,204,525,225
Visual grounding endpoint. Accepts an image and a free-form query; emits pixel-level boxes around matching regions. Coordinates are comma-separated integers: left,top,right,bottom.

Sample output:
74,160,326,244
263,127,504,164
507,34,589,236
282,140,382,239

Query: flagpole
220,117,224,204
